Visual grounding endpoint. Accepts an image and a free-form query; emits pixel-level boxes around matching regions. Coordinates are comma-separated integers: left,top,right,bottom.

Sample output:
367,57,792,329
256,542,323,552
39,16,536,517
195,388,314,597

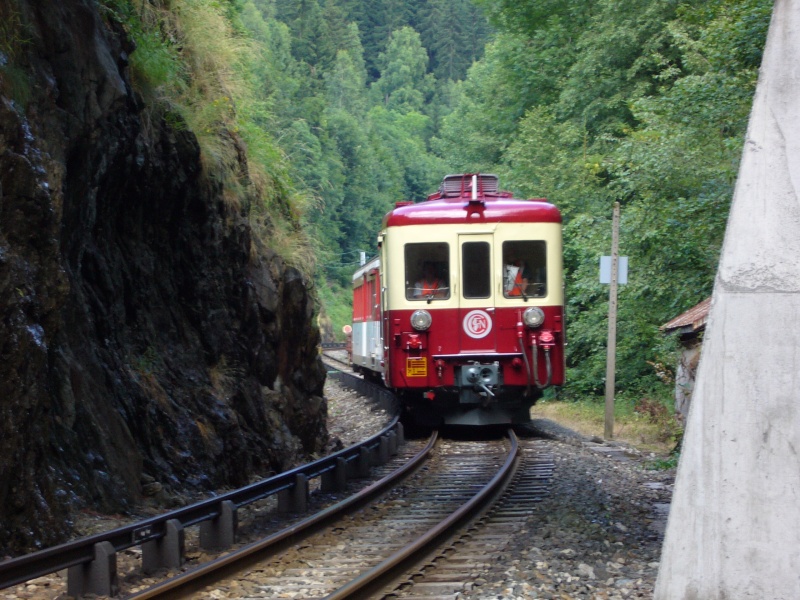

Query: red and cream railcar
353,174,565,426
351,257,383,378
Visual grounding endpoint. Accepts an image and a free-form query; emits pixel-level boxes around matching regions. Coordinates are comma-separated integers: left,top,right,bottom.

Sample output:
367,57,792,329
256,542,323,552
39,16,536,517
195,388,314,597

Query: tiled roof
661,297,712,333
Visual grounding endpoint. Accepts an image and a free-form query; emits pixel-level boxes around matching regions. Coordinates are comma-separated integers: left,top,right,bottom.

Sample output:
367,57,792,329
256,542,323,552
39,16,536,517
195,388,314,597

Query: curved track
127,434,520,599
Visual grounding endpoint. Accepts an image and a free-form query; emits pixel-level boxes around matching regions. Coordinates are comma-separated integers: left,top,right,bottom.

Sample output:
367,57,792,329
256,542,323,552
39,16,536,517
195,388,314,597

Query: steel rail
320,342,348,349
0,370,397,590
323,429,520,600
126,431,438,599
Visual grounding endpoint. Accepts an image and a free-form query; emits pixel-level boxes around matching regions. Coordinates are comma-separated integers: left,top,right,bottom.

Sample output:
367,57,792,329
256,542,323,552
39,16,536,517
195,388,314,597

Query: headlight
410,310,432,331
523,307,545,328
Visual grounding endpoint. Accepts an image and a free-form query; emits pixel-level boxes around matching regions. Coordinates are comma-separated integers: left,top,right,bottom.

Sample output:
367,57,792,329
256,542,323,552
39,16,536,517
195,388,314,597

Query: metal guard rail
0,370,399,589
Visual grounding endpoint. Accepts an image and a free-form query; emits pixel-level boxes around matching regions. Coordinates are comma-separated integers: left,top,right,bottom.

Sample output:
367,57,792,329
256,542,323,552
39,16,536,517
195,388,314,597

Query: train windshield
502,241,547,298
405,242,450,300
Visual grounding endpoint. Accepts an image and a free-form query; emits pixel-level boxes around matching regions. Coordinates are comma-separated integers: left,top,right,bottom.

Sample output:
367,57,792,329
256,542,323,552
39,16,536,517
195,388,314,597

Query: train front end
380,174,565,427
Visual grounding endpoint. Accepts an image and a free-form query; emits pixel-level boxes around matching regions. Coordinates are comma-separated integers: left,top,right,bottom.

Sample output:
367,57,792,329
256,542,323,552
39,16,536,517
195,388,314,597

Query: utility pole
604,202,620,439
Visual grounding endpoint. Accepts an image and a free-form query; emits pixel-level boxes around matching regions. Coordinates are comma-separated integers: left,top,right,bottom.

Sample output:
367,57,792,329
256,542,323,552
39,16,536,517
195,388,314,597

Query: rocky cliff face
0,0,326,554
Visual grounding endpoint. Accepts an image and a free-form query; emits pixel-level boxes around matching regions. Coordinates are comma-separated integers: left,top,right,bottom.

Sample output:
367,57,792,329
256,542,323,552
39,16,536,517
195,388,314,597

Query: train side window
405,242,450,300
462,241,491,298
502,241,547,298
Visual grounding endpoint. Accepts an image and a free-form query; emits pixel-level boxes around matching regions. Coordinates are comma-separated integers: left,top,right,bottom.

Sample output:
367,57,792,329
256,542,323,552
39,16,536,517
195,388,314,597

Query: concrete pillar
199,500,237,550
142,519,185,574
277,473,309,513
378,434,390,464
321,457,348,492
355,445,372,477
655,2,800,598
67,541,118,597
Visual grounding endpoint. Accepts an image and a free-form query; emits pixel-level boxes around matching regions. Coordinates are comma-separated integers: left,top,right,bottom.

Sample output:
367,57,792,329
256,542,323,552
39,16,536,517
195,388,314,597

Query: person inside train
413,261,448,299
504,257,532,297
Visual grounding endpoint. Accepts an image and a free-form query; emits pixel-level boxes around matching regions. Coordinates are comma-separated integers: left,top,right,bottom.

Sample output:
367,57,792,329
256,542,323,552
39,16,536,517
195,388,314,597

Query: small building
660,297,711,423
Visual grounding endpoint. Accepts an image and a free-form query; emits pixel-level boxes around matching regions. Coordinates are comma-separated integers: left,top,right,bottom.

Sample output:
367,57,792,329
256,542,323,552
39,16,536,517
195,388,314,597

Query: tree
435,35,538,170
418,0,490,82
475,0,594,35
325,48,368,115
556,0,681,136
341,0,417,80
372,26,431,113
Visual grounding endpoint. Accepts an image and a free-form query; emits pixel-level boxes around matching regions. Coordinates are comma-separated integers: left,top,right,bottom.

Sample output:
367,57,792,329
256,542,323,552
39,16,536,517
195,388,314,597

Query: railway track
389,439,554,599
126,433,439,599
3,359,555,599
321,344,351,370
129,433,538,599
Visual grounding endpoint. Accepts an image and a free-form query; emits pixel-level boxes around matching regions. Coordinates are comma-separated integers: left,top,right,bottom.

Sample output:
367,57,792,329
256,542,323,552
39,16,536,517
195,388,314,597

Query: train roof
383,174,561,228
352,255,380,280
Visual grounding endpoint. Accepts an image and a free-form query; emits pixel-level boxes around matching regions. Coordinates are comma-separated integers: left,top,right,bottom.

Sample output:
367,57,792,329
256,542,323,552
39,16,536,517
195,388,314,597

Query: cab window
405,243,449,300
502,241,547,298
462,241,491,299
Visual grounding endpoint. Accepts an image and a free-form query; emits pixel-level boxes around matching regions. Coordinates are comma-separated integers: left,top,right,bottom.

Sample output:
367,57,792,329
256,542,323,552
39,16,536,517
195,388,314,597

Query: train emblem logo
463,310,492,339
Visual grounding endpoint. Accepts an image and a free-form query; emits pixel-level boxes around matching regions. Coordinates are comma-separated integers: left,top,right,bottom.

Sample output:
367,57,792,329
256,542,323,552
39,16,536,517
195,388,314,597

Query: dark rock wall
0,0,327,554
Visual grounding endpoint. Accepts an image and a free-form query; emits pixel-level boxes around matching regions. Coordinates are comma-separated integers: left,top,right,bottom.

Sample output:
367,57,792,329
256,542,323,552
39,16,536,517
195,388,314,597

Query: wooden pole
604,202,620,439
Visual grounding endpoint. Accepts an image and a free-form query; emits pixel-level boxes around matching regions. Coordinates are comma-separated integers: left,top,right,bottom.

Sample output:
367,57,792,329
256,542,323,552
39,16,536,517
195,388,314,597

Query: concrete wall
655,1,800,598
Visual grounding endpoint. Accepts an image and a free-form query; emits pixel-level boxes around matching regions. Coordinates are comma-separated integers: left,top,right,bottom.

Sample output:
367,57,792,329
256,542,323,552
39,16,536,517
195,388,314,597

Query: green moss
0,4,33,107
0,63,32,108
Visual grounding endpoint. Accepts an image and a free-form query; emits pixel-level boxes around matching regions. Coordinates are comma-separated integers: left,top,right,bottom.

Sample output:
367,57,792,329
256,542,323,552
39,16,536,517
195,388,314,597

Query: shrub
634,396,683,447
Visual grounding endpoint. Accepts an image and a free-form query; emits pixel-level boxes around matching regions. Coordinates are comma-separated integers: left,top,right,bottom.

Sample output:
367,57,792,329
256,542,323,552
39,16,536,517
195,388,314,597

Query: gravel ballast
460,430,673,599
327,373,675,599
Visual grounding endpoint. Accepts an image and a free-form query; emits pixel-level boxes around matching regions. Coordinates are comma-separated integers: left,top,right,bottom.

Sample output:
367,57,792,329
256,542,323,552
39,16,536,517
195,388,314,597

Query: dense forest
82,0,771,401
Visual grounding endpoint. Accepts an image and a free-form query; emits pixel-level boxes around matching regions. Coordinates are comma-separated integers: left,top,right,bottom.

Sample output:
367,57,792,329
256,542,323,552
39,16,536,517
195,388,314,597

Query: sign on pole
599,256,628,284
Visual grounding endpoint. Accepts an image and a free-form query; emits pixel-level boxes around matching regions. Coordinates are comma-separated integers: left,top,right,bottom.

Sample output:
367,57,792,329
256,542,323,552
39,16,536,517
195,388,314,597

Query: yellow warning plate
406,357,427,377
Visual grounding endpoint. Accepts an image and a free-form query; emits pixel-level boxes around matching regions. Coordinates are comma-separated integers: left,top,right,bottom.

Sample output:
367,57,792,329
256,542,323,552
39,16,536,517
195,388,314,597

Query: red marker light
539,331,555,344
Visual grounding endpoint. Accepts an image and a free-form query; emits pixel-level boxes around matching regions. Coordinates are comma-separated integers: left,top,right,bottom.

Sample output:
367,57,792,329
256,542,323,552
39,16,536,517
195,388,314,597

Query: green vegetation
532,394,683,456
0,4,33,107
105,0,771,426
